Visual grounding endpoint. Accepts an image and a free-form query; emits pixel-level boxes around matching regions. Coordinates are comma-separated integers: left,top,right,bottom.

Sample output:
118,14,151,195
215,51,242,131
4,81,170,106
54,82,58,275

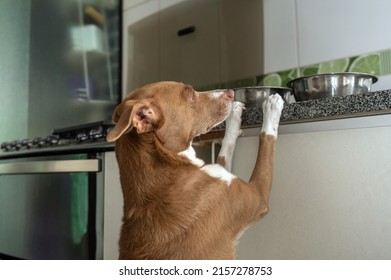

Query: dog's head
106,81,234,151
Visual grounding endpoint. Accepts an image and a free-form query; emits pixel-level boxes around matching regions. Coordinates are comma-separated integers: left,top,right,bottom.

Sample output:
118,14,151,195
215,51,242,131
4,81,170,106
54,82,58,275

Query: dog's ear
181,84,198,108
106,99,163,142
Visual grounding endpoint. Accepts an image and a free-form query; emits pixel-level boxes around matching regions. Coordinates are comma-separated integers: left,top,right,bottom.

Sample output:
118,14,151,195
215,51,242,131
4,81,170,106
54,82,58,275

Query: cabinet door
159,3,181,84
219,0,264,83
125,0,264,91
125,2,160,91
160,0,220,88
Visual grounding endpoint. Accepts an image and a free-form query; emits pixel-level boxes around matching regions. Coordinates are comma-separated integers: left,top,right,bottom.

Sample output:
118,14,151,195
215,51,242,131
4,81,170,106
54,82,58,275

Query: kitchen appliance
287,72,378,101
0,0,124,260
2,0,122,144
0,122,116,260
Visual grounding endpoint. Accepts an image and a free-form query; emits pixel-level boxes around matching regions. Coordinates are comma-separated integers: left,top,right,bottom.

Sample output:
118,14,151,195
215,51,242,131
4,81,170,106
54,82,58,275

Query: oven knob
9,141,16,150
22,139,34,148
33,137,46,146
76,132,88,142
105,126,113,136
46,135,59,145
1,142,11,151
12,140,22,150
89,129,103,139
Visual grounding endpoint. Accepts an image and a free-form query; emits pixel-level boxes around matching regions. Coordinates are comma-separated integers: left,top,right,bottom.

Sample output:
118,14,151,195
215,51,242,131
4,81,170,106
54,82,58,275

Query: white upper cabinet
160,0,220,87
296,0,391,66
126,3,160,91
219,0,264,83
123,0,265,92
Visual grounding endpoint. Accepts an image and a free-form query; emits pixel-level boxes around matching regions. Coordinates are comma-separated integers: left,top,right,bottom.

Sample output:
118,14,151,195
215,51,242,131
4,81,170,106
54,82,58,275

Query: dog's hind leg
216,101,245,172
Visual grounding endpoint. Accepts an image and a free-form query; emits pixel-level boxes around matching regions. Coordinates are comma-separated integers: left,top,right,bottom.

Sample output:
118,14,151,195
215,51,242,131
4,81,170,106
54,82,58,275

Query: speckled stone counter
212,89,391,132
281,89,391,123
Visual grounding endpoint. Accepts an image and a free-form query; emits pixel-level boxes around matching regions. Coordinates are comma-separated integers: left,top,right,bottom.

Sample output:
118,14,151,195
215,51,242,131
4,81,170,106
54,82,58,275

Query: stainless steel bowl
287,72,378,101
233,86,293,108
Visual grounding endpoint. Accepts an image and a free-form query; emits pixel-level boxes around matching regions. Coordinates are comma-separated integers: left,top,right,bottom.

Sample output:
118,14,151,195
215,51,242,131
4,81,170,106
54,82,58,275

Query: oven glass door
0,153,103,260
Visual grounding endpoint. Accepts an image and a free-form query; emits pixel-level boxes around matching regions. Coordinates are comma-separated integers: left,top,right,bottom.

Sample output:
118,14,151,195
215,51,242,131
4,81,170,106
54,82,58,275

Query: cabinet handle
177,26,196,37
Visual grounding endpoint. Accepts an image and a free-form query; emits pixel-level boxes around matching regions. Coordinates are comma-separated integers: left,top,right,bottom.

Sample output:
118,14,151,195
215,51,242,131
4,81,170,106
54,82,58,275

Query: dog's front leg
249,94,284,207
216,101,245,172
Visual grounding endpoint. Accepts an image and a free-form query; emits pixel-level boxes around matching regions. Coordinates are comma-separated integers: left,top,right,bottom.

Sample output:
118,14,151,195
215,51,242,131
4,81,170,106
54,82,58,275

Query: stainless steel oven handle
0,159,101,175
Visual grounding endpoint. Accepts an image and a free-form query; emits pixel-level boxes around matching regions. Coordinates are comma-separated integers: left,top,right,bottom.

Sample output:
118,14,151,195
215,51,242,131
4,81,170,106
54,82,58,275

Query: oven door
0,153,103,260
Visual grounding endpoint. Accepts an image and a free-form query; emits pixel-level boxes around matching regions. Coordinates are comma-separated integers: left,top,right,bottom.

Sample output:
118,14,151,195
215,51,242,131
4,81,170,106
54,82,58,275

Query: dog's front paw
225,101,245,140
261,94,284,138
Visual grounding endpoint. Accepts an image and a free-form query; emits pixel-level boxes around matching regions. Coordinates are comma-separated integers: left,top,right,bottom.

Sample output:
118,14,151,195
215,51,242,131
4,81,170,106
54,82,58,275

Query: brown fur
107,81,277,259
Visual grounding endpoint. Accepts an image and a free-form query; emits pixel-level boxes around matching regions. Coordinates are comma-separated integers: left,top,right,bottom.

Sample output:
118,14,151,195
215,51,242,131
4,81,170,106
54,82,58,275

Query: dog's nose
225,89,234,100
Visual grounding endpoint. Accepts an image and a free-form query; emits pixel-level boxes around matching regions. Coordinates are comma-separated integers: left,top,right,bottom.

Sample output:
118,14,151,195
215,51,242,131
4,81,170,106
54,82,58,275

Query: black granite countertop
214,89,391,131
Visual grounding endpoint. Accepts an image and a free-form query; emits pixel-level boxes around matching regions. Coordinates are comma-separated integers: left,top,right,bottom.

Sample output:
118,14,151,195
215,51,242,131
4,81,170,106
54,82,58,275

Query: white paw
261,94,284,137
225,101,245,141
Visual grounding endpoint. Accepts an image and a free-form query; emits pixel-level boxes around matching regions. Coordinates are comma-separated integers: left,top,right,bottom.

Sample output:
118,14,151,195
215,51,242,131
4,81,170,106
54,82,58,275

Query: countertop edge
213,89,391,131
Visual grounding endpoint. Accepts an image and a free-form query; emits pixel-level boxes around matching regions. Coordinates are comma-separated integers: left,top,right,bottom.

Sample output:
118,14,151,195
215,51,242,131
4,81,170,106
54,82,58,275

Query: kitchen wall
234,125,391,259
236,0,391,259
263,0,391,90
0,1,30,143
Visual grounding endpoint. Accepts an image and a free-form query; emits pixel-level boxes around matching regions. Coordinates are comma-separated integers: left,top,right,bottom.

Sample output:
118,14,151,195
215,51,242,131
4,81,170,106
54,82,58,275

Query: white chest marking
178,145,205,167
201,164,236,185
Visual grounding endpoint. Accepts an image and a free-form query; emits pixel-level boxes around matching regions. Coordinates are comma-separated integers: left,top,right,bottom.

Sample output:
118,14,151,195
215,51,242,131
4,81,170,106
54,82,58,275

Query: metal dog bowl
287,72,378,101
233,86,293,108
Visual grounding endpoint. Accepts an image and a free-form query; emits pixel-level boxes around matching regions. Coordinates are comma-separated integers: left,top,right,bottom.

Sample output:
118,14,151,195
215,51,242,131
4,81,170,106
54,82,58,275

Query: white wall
234,125,391,259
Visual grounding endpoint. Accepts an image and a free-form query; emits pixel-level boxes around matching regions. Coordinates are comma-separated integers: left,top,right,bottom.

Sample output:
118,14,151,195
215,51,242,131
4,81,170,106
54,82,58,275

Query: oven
0,153,104,260
0,122,122,260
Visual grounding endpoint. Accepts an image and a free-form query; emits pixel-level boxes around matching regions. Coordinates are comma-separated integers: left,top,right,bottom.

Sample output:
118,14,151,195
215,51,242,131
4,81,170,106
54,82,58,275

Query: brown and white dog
106,81,284,259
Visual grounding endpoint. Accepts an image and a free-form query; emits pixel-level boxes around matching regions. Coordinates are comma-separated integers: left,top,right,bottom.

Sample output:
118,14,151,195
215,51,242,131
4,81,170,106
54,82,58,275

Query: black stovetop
0,121,115,159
